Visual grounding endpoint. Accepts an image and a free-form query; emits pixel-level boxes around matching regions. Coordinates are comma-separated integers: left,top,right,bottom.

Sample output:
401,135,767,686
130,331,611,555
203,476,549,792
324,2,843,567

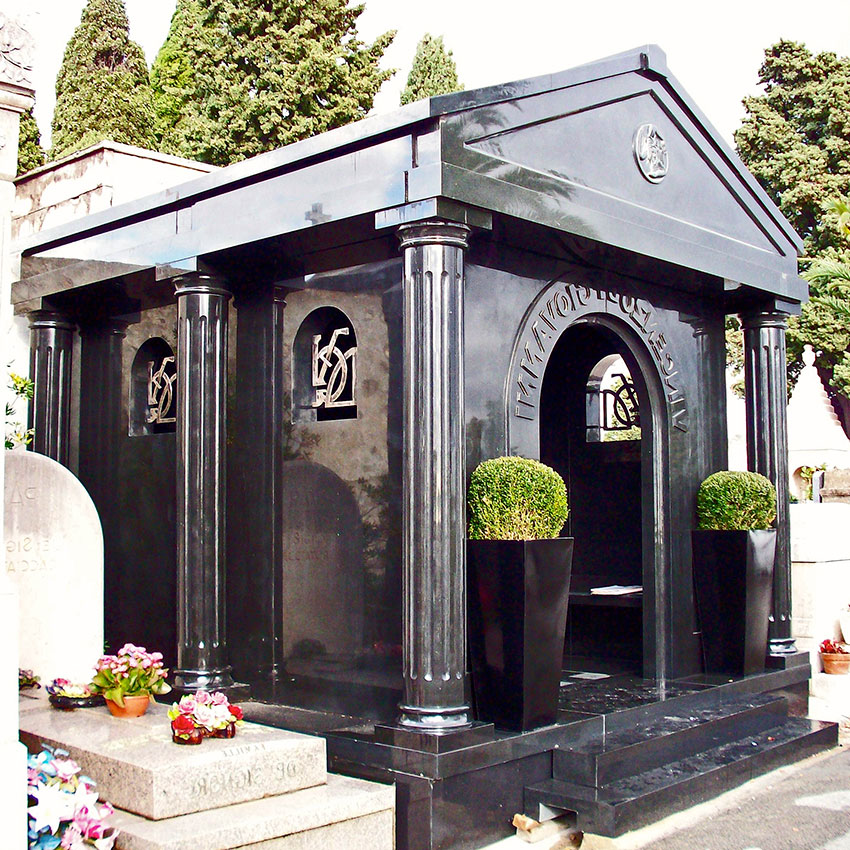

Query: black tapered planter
467,538,573,731
691,529,776,676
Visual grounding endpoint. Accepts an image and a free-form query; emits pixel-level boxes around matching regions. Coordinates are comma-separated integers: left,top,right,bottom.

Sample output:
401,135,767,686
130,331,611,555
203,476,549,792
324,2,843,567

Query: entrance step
553,693,788,786
525,713,836,835
110,773,394,850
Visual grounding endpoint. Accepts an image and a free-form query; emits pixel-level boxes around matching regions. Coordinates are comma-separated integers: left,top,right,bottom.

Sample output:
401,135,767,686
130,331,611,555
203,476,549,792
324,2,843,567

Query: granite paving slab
19,696,326,820
110,773,395,850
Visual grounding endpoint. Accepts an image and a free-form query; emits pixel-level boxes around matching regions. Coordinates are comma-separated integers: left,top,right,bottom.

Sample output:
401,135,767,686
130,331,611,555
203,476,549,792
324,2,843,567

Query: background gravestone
5,451,104,683
280,460,364,664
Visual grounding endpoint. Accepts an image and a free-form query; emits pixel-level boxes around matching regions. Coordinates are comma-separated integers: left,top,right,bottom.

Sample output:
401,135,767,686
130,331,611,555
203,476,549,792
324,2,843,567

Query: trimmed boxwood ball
696,471,777,531
468,456,569,540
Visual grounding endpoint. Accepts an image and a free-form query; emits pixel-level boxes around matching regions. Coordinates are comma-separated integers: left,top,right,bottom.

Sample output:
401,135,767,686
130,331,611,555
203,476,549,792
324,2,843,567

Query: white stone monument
788,344,850,499
5,451,104,682
0,9,37,846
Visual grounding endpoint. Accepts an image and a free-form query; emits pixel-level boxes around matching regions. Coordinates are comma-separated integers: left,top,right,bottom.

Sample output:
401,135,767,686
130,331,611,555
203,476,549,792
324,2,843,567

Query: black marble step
553,693,787,787
526,717,837,836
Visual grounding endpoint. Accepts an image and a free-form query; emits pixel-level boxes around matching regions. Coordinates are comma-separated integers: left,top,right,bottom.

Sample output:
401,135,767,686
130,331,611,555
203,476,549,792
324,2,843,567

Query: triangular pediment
438,53,802,295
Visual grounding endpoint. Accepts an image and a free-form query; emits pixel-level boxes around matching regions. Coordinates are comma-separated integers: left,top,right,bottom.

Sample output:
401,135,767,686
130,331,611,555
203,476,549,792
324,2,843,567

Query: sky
16,0,850,149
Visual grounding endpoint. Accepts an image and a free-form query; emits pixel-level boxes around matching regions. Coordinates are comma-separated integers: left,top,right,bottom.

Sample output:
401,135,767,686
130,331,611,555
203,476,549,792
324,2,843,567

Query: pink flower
53,758,81,782
210,692,228,706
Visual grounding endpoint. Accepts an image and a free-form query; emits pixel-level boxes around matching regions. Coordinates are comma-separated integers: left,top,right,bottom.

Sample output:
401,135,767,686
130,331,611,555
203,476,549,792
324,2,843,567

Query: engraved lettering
531,321,552,353
574,286,592,306
538,309,557,332
554,290,573,316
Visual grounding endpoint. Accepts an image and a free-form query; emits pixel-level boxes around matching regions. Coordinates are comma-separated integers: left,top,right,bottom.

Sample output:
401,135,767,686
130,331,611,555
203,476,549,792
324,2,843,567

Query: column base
769,637,798,656
171,666,250,701
375,721,493,752
397,702,471,731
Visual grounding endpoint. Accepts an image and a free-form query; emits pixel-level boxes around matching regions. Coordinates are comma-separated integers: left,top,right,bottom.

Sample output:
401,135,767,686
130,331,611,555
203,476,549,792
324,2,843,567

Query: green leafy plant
696,471,777,531
468,456,568,540
6,370,34,450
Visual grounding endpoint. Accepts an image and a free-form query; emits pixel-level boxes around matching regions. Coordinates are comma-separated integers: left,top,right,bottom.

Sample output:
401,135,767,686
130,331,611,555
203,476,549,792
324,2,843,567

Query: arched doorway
539,318,665,678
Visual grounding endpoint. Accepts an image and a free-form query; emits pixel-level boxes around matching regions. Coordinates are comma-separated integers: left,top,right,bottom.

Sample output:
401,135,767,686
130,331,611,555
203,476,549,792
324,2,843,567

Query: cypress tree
400,34,461,106
51,0,156,160
151,0,395,166
150,0,205,157
17,106,45,175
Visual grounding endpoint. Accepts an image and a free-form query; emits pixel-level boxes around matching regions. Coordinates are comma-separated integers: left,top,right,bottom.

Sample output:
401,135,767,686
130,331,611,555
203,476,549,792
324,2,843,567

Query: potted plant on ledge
90,644,172,717
692,471,777,676
467,456,572,731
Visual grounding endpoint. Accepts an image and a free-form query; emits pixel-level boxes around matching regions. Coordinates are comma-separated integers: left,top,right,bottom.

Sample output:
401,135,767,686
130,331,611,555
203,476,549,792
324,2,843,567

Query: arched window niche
130,338,177,436
586,354,641,443
292,306,358,423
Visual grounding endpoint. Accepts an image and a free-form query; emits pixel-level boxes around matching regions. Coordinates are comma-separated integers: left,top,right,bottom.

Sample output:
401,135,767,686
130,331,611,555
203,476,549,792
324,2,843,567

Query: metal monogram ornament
633,123,668,183
312,327,356,409
602,374,640,431
147,356,177,424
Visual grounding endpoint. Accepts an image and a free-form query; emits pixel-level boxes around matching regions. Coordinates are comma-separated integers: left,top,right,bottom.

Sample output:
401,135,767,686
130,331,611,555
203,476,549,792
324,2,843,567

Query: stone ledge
20,695,326,820
110,773,395,850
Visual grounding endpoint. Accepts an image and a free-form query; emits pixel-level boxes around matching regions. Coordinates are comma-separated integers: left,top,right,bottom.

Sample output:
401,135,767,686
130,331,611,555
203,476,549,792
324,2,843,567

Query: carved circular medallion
633,123,668,184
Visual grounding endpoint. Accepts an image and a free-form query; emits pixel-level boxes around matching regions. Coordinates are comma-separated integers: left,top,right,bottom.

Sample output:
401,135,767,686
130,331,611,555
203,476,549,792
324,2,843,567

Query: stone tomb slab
110,774,394,850
19,699,326,819
5,451,104,683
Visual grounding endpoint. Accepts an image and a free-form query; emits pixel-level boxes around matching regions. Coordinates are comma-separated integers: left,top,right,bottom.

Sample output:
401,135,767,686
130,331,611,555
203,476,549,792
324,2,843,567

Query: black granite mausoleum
16,47,830,849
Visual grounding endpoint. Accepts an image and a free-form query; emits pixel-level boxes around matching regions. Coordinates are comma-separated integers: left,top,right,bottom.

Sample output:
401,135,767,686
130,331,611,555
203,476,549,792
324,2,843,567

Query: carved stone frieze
0,13,34,88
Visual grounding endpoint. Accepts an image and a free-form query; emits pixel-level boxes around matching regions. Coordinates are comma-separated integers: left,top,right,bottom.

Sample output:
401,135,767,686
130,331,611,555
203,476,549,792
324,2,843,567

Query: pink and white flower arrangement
27,744,118,849
90,644,171,706
168,690,244,740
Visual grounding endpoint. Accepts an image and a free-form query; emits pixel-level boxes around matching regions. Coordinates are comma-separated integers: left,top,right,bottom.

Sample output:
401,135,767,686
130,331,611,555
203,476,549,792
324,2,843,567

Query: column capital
173,273,231,299
397,219,471,252
28,311,76,332
739,308,789,331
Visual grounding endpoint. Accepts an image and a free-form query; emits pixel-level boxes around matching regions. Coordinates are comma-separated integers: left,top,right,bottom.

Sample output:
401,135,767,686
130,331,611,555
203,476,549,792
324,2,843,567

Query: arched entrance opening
540,318,663,677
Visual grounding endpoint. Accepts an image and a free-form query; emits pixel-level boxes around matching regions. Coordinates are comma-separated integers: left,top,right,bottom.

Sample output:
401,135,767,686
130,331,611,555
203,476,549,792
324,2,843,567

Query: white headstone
5,451,104,683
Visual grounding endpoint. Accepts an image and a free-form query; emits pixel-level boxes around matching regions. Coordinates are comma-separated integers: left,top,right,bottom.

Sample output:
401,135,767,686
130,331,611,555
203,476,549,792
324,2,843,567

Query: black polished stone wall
77,307,179,663
229,260,404,716
463,252,728,680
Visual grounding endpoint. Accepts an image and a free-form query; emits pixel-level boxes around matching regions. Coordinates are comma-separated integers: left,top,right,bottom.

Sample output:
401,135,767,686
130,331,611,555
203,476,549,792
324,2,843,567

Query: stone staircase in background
19,691,394,850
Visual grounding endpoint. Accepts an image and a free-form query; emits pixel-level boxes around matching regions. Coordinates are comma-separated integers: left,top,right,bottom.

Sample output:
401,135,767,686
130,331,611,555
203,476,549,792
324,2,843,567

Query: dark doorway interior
540,322,649,675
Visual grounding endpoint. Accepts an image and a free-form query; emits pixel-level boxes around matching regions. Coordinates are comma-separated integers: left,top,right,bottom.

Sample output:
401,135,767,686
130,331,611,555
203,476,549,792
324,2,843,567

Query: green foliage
151,0,395,166
468,456,568,541
6,371,33,450
696,471,777,531
735,41,850,259
400,33,461,105
17,106,45,175
736,43,850,406
150,0,204,157
51,0,156,159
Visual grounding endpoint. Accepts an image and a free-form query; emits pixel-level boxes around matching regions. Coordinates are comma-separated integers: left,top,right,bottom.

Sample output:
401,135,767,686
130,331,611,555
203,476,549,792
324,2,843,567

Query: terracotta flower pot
821,652,850,675
105,693,150,718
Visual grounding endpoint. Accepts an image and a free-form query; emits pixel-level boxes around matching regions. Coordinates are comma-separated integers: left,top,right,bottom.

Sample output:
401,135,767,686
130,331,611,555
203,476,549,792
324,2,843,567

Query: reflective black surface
467,538,573,731
692,529,776,676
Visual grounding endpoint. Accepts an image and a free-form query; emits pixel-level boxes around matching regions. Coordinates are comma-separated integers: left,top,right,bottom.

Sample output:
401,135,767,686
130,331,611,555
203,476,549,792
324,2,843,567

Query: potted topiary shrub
466,456,573,731
691,470,777,677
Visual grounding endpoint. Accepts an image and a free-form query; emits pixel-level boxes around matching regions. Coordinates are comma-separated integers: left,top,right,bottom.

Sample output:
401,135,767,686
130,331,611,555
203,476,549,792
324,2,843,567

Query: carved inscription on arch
512,283,688,432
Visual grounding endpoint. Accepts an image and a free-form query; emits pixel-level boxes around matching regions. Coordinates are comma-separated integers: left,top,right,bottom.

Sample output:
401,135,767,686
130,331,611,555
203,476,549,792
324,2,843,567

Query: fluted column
28,311,75,465
398,220,470,730
174,274,234,690
741,308,793,648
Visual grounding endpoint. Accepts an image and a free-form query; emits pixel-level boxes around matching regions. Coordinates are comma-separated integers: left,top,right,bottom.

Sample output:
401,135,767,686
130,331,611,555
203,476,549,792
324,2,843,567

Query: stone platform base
20,691,394,850
111,774,394,850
